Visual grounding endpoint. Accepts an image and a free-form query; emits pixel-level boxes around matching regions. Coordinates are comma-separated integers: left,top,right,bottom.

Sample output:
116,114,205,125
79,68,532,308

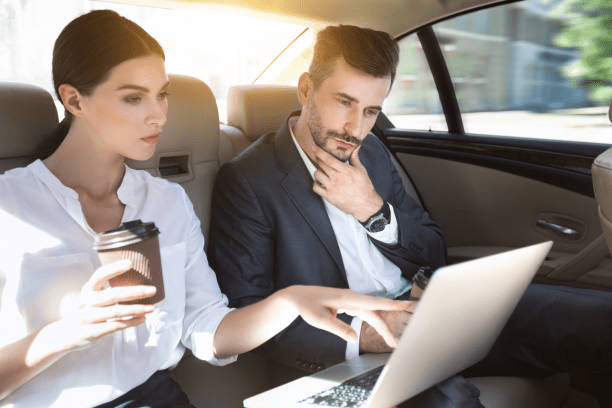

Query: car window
0,0,307,122
388,0,611,144
384,35,448,132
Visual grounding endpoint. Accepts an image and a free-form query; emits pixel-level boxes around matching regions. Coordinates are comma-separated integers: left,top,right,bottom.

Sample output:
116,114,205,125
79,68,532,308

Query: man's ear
297,72,313,107
58,84,84,117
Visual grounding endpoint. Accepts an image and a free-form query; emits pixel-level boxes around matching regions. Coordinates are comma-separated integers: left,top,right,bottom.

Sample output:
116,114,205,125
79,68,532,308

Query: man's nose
343,107,362,138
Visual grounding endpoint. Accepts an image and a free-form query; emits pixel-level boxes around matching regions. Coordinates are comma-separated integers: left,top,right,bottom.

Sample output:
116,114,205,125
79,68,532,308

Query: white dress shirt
0,160,235,408
289,121,410,359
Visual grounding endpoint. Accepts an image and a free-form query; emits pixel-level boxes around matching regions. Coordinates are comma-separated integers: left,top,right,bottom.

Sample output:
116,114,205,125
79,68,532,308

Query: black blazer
208,115,446,372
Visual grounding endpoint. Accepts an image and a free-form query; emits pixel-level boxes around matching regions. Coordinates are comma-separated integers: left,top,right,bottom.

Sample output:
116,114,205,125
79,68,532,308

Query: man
209,24,444,368
208,25,485,407
209,25,612,406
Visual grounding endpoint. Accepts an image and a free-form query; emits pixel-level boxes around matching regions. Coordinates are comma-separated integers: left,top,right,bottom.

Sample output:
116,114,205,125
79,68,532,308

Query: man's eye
158,91,170,100
365,109,379,117
339,99,351,106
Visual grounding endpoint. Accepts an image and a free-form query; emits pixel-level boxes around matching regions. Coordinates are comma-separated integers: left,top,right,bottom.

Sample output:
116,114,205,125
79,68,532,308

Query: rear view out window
387,0,611,144
384,35,448,133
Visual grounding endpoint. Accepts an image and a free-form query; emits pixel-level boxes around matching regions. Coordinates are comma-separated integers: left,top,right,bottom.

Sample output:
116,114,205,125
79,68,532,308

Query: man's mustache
327,131,361,146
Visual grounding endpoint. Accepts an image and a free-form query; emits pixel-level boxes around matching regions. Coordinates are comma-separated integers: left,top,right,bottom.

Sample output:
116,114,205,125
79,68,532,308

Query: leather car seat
125,74,225,239
590,100,612,254
592,151,612,254
0,82,59,174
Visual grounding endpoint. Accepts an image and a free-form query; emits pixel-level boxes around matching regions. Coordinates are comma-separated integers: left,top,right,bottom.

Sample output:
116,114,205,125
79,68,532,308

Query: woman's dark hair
308,25,399,90
37,9,165,159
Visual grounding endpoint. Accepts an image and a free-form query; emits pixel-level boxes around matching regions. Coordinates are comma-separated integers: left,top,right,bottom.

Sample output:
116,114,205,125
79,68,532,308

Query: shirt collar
288,116,318,179
30,159,141,232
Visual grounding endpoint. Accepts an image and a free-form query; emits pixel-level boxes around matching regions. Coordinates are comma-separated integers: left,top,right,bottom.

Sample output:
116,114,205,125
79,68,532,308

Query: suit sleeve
361,135,447,279
208,161,350,372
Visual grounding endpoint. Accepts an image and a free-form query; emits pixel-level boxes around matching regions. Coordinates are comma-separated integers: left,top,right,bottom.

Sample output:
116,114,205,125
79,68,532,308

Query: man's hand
359,307,416,353
312,146,383,222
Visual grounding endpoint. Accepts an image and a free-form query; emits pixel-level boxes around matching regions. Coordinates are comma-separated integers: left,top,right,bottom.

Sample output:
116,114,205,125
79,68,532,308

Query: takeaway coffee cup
94,220,164,304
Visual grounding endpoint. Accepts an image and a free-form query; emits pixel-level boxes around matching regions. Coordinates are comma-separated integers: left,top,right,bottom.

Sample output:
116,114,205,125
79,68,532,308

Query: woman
0,10,411,408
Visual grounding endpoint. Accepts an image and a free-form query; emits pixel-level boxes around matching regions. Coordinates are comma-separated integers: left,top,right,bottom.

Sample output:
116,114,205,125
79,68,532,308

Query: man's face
304,58,391,161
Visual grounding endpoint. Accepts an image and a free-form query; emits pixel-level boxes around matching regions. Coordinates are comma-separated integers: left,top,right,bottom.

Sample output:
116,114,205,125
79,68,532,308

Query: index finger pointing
345,294,416,313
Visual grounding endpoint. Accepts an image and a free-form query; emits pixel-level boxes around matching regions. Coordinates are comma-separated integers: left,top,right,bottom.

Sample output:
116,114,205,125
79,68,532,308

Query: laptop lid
244,241,553,408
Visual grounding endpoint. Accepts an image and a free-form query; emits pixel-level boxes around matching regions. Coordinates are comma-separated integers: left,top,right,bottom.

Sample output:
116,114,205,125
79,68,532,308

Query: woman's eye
158,91,169,100
123,94,142,104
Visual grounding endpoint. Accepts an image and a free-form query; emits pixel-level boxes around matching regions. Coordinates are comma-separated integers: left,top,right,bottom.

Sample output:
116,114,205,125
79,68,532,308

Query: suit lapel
274,116,347,283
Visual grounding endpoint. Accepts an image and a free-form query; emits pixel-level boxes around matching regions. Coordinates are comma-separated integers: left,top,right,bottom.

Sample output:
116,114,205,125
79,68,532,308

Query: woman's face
78,54,169,161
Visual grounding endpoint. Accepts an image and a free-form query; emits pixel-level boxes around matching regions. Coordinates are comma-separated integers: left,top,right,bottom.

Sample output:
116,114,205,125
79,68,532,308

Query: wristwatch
360,201,390,233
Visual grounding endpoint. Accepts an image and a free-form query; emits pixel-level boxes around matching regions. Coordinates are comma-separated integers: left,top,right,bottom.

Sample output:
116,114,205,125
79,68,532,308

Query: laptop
243,241,553,408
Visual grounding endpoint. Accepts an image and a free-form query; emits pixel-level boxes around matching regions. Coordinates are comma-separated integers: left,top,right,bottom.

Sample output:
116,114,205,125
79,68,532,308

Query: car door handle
536,219,581,240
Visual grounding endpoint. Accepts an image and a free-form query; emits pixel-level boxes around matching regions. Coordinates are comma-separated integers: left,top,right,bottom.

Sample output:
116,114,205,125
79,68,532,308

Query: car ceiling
105,0,505,37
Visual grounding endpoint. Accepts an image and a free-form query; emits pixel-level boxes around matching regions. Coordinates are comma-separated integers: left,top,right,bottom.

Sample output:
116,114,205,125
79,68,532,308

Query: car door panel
382,130,612,290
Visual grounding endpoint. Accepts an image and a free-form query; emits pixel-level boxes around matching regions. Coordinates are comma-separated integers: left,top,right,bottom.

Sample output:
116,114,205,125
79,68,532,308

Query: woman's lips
142,133,161,145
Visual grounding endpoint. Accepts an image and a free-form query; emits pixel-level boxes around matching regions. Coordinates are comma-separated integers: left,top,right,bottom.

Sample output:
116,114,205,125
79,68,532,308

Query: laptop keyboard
299,365,384,407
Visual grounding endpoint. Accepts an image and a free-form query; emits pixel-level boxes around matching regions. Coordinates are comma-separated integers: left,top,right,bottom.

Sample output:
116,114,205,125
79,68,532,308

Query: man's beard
307,99,361,162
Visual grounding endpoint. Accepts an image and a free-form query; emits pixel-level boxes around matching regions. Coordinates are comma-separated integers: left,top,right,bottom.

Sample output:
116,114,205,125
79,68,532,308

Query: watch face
367,217,387,233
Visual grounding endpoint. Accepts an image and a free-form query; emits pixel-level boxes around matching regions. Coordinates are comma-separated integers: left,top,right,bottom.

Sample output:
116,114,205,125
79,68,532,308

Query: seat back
0,82,59,173
592,147,612,254
126,74,222,238
227,85,301,143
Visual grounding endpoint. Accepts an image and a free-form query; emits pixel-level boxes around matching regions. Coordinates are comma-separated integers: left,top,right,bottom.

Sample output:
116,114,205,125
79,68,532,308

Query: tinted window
388,0,611,144
384,35,447,132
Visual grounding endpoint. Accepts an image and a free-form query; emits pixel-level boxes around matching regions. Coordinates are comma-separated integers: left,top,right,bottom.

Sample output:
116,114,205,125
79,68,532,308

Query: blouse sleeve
178,190,237,366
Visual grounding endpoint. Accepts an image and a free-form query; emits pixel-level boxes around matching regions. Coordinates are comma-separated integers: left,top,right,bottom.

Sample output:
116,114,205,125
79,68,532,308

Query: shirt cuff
345,317,363,360
366,203,398,245
189,307,238,366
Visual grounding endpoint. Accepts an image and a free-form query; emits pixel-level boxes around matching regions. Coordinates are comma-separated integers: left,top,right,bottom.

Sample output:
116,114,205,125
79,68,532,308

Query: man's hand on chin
312,146,383,222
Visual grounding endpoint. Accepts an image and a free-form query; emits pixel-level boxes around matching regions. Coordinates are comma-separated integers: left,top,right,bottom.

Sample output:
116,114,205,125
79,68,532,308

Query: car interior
1,0,611,406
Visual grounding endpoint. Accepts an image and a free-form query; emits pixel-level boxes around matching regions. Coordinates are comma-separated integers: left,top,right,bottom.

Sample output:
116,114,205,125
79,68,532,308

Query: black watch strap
360,201,390,232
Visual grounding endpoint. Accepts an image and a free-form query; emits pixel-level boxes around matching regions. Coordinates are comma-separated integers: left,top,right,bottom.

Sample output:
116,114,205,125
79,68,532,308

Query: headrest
126,75,220,178
227,85,300,141
592,147,612,252
0,82,59,159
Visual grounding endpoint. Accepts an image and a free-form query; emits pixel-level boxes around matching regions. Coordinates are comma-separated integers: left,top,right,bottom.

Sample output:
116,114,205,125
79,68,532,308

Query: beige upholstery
227,85,301,141
0,82,59,173
126,74,222,238
592,147,612,255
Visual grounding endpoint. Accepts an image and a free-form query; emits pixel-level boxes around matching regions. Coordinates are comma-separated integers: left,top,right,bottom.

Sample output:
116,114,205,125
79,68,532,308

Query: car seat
125,74,227,239
592,147,612,255
0,82,59,174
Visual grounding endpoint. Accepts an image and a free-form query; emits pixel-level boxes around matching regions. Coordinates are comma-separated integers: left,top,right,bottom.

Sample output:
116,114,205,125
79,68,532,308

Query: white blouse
0,160,235,408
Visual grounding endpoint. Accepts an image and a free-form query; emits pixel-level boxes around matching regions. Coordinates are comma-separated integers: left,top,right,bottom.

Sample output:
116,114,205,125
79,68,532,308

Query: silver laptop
244,241,553,408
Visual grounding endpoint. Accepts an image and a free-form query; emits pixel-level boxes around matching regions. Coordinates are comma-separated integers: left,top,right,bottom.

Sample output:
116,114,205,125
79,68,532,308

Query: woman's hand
213,285,414,359
0,259,156,400
36,259,157,355
279,285,415,349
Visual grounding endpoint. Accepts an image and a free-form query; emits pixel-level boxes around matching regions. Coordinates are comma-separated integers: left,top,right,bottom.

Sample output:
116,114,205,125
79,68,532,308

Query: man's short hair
308,25,399,89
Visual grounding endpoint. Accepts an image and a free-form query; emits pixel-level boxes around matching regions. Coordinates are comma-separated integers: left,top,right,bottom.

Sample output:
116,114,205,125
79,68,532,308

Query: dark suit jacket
208,115,446,373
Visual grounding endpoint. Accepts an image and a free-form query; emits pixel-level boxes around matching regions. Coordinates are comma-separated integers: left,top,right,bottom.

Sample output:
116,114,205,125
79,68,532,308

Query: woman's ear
297,72,313,107
58,84,84,117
